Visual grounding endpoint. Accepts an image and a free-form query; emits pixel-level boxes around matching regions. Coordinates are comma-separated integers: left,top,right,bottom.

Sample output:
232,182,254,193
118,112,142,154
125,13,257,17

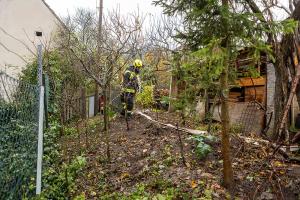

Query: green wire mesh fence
0,72,39,199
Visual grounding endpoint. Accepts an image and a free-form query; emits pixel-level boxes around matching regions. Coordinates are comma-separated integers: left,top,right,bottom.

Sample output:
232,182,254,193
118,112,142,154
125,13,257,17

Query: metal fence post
36,44,44,195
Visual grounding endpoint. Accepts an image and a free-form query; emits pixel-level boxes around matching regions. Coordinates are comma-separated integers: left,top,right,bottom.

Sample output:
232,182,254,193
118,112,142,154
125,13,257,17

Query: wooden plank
244,86,265,103
237,77,265,87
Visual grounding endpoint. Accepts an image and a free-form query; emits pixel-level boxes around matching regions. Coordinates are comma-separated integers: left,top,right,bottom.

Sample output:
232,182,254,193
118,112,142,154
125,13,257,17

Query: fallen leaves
259,191,274,200
273,161,285,168
190,180,198,189
185,162,191,168
120,172,130,180
200,172,214,179
211,183,222,190
60,112,300,199
90,191,97,196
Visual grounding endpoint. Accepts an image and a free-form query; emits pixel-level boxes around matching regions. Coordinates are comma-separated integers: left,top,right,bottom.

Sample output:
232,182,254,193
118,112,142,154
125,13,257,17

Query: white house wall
0,0,60,77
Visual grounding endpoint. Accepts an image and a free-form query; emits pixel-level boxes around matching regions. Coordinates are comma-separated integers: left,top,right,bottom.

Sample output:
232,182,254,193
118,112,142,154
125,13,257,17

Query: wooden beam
237,77,266,87
136,111,207,135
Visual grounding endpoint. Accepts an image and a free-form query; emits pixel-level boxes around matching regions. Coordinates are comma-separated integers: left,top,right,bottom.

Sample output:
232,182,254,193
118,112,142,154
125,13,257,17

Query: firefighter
120,59,143,116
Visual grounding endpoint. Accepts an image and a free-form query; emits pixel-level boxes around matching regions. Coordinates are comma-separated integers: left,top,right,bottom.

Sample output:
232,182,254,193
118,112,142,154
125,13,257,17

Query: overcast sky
45,0,289,20
45,0,163,17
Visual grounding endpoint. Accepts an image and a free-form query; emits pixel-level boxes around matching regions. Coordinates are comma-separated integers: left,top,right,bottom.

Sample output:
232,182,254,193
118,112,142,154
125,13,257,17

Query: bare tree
145,15,183,111
57,8,144,161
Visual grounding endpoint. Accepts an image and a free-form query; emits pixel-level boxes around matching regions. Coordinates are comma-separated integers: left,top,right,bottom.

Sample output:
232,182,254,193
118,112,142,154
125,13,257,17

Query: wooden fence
63,89,121,123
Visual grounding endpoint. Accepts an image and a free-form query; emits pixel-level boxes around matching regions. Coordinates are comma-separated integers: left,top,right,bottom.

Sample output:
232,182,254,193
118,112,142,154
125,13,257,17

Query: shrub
40,155,86,199
136,85,155,108
230,123,244,134
190,135,217,160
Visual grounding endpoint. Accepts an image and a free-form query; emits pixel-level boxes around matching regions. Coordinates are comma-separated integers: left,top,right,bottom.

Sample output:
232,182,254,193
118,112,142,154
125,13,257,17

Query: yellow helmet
133,59,143,68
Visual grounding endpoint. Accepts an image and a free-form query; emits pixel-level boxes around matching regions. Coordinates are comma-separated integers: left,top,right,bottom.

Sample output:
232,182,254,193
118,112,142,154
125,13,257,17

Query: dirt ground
60,112,300,199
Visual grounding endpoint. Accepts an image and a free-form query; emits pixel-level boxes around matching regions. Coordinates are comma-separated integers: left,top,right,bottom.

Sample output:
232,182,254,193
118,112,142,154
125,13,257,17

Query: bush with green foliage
18,50,87,199
63,126,78,136
99,182,181,200
190,135,217,160
0,75,39,199
230,123,244,134
40,155,86,199
136,85,155,108
21,50,86,120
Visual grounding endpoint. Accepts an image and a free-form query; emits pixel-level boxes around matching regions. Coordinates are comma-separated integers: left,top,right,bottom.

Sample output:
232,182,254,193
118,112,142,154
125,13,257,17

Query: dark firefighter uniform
120,59,143,115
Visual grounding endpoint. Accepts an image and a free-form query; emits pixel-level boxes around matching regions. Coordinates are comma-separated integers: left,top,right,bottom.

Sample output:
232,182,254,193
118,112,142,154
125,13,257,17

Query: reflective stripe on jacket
122,66,139,93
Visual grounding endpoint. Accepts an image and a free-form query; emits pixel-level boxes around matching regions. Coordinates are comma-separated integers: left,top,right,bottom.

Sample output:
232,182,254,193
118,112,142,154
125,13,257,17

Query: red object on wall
99,95,105,112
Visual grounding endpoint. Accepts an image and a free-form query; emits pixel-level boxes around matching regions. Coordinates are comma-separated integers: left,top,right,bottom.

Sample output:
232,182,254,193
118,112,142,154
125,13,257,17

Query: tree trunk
102,56,114,162
168,74,178,112
60,81,66,136
273,1,300,140
81,87,88,149
81,87,87,119
277,64,300,141
103,85,111,162
220,64,234,190
169,53,181,112
273,52,290,140
220,0,234,191
94,83,99,115
204,89,210,120
95,0,103,117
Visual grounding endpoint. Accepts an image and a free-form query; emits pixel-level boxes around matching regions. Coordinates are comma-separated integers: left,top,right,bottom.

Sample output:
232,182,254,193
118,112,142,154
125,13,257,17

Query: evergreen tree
154,0,296,191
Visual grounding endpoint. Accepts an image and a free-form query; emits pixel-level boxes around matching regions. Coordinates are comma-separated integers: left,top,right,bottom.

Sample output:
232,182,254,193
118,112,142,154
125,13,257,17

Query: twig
277,64,300,143
125,94,129,131
261,111,273,137
232,140,245,160
176,123,187,167
85,119,89,149
274,173,285,200
252,184,262,200
156,104,159,135
270,161,286,200
239,136,300,163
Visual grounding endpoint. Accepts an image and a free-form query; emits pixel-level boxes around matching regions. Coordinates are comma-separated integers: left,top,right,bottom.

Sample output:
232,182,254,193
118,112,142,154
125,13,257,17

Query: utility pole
98,0,103,49
94,0,103,115
35,31,44,195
